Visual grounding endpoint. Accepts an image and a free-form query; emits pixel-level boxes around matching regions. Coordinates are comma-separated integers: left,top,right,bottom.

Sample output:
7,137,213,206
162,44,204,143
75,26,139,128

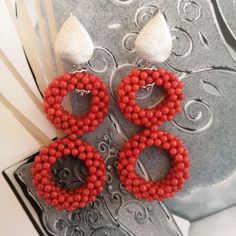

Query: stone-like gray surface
55,0,236,221
5,0,236,234
15,116,180,236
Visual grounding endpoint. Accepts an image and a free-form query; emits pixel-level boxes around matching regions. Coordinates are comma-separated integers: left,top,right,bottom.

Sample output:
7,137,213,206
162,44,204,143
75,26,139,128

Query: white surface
173,214,190,236
0,1,53,235
189,206,236,236
55,15,94,65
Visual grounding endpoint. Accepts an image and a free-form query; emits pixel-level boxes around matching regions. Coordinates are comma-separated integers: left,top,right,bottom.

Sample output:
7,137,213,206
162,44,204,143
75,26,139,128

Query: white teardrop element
134,11,172,63
55,15,94,65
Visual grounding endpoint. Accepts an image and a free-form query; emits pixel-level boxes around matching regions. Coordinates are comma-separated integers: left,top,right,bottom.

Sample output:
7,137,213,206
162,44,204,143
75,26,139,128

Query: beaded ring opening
117,68,184,127
44,71,109,136
117,128,190,201
31,135,106,211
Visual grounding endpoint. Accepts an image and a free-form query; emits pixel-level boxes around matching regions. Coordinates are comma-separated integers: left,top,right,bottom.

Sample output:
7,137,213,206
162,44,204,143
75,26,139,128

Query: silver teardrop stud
55,15,94,65
134,11,172,63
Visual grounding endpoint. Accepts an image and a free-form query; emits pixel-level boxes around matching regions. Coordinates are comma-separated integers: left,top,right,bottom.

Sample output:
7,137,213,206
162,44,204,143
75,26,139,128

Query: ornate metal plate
3,117,181,236
3,0,236,235
55,0,236,221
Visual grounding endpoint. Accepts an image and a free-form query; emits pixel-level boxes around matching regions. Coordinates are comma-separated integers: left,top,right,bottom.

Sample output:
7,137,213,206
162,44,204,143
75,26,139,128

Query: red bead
131,76,139,84
152,71,159,79
175,154,183,162
131,69,140,76
140,71,148,80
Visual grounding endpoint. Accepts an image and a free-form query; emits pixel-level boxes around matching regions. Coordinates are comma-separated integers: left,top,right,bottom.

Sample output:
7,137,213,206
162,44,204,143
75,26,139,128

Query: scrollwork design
55,219,67,231
55,211,85,235
119,201,150,224
135,5,159,29
110,192,123,204
87,47,117,74
201,80,223,96
85,209,99,227
98,135,111,157
58,168,71,179
70,211,81,224
178,0,202,22
106,164,124,205
122,33,138,53
52,156,88,190
134,208,147,224
172,98,213,133
98,133,118,162
170,27,193,58
106,165,113,184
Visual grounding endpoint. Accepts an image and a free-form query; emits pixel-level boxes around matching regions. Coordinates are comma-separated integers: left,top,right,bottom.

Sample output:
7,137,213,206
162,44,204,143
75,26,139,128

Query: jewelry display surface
3,0,236,235
4,117,180,236
53,0,236,221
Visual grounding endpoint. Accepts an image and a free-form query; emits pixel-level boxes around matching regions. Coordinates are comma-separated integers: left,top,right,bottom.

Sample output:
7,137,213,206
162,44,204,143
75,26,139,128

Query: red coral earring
116,11,190,201
31,16,109,211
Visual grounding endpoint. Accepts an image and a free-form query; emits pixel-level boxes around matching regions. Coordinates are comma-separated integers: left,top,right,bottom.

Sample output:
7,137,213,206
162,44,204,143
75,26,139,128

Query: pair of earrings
31,12,190,212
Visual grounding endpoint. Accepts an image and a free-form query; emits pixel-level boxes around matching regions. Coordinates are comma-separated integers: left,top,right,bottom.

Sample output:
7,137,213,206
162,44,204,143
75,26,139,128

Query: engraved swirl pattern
8,0,236,234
